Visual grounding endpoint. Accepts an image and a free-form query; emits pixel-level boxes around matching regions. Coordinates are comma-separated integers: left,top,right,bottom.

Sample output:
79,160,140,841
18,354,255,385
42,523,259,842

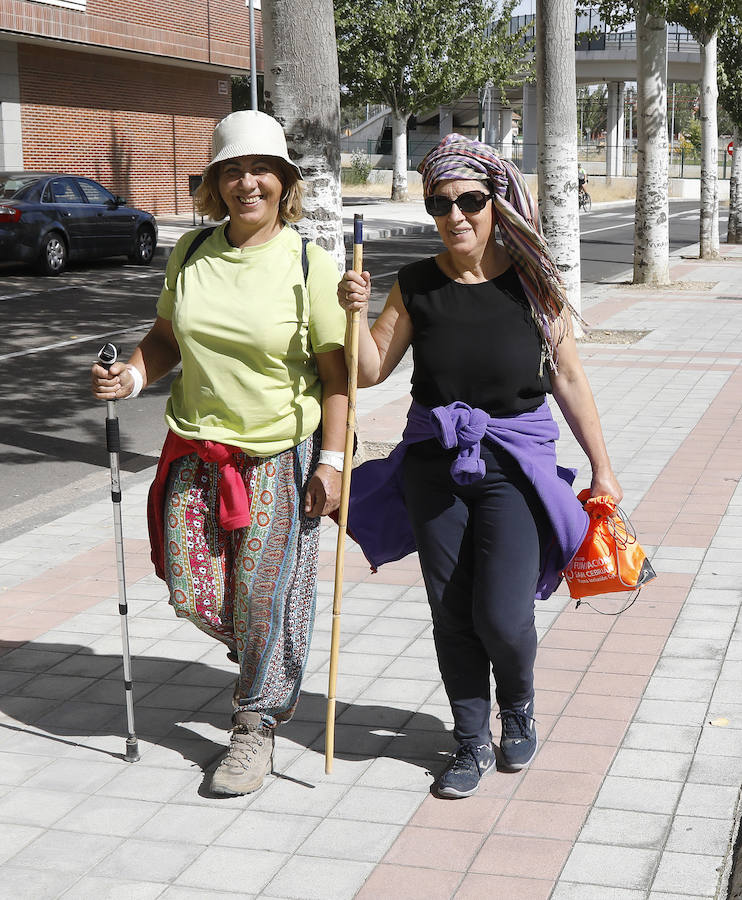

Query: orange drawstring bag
563,489,656,609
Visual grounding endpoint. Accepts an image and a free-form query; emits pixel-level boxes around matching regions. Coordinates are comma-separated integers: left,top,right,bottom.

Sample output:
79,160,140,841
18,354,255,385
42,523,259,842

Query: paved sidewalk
2,201,742,898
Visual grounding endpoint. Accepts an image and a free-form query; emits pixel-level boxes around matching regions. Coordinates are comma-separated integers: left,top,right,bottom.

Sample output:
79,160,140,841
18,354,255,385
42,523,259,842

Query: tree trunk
391,111,409,202
728,126,742,244
699,33,720,259
262,0,344,268
536,0,581,314
633,1,670,285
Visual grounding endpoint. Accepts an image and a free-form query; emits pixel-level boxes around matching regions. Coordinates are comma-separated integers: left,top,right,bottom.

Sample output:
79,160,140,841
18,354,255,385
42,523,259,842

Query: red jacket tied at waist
147,430,252,581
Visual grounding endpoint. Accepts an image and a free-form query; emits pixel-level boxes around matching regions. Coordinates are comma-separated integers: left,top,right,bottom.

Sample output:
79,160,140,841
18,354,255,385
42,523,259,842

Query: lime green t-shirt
156,224,345,456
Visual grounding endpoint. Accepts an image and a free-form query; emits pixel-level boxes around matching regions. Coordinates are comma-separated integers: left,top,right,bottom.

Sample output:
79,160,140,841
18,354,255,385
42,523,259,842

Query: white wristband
318,450,345,471
125,365,144,399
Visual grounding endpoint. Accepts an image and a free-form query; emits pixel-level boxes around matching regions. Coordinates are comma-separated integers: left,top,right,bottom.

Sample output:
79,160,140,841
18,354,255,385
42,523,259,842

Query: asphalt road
0,199,725,539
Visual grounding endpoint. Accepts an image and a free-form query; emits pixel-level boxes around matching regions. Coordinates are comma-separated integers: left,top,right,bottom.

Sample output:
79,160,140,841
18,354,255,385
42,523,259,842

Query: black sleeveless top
398,257,551,417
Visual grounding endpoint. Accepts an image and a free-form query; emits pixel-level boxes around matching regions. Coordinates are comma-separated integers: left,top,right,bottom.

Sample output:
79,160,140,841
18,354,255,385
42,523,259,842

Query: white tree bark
535,0,581,314
391,111,409,202
262,0,344,268
633,1,670,285
728,127,742,244
699,32,720,259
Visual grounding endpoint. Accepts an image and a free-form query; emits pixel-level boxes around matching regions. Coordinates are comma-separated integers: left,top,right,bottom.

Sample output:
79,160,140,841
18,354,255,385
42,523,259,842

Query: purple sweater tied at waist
347,399,589,601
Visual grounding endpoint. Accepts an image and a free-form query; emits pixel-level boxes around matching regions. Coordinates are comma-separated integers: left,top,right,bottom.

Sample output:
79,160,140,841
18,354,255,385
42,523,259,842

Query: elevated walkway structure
344,17,703,180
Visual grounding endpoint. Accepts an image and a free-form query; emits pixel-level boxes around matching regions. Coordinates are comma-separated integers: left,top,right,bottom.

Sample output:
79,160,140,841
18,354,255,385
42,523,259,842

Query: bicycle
578,186,592,212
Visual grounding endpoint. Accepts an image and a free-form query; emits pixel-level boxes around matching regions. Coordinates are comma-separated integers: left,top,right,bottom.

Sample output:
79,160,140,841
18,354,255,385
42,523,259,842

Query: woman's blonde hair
194,158,304,223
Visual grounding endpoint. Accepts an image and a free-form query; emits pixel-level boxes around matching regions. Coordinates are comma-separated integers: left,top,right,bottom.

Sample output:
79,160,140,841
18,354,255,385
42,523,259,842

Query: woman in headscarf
338,134,621,799
91,110,348,796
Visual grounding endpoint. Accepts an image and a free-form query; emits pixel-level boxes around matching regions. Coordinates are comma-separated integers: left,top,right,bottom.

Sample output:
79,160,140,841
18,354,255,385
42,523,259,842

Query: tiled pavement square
665,815,736,856
93,837,198,882
51,795,163,837
261,855,374,899
594,776,685,815
559,843,659,889
578,807,671,849
650,850,726,897
298,817,402,861
176,846,288,894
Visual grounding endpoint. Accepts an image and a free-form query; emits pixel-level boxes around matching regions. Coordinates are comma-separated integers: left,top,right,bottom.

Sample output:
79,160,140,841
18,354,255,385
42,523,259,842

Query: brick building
0,0,261,214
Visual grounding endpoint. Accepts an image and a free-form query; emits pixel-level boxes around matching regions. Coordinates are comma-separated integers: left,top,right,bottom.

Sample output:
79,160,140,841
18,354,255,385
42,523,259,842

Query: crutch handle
98,342,118,370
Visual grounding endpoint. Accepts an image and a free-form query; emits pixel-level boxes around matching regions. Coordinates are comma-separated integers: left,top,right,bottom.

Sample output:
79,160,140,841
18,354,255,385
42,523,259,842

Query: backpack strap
181,226,216,269
301,236,309,284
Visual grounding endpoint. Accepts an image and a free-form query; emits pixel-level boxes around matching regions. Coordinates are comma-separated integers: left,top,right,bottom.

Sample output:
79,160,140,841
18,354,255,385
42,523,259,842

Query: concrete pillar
439,105,453,139
485,101,501,147
521,81,537,173
606,80,625,178
0,42,23,169
500,108,513,159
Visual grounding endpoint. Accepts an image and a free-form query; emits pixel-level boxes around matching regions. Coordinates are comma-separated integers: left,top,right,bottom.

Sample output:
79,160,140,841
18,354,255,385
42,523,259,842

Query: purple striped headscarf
419,133,580,371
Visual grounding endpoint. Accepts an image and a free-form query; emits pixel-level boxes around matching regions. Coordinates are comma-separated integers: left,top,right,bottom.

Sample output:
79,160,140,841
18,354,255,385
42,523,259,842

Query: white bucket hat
205,110,303,180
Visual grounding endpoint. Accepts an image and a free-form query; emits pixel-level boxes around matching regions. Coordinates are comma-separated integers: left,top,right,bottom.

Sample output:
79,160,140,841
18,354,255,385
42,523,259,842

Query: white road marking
0,269,157,301
0,323,151,362
581,207,692,237
373,269,403,280
0,286,71,302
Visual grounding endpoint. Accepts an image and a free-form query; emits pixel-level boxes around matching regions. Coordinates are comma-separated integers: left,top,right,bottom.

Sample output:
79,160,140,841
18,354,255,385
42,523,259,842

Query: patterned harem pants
163,433,320,724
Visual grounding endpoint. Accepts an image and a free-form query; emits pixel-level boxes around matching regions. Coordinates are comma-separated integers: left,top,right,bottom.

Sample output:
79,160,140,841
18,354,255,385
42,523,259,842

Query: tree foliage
334,0,530,118
666,0,728,43
669,82,700,137
577,85,607,139
580,0,733,40
576,0,653,31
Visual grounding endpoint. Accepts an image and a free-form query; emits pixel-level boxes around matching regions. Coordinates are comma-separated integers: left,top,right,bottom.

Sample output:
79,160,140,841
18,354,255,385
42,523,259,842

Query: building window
27,0,86,11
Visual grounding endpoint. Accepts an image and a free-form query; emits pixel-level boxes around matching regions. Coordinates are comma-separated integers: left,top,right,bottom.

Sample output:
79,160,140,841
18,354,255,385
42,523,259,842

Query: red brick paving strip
0,539,152,653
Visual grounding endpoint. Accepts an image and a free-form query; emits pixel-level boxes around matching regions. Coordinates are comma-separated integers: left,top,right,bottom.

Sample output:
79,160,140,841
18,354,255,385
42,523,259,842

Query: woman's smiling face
218,155,284,239
430,179,495,256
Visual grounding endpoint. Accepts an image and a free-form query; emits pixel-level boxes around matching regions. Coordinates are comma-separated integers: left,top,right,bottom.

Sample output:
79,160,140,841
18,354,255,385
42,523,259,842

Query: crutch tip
125,738,140,763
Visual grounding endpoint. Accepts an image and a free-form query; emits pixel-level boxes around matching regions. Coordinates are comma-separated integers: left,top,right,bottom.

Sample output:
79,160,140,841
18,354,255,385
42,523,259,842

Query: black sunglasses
424,190,493,217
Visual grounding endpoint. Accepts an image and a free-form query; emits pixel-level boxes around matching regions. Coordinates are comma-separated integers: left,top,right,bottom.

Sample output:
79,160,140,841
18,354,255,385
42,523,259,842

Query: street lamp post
247,0,258,110
669,81,676,176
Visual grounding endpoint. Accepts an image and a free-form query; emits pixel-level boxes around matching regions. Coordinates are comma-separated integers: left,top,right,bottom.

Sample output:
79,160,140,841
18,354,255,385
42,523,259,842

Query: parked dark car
0,172,158,275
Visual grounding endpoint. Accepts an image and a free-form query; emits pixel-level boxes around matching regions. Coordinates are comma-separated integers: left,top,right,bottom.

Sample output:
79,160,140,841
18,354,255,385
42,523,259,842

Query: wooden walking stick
326,213,363,773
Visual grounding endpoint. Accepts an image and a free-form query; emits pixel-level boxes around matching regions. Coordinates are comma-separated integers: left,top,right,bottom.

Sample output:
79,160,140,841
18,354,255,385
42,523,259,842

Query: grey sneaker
211,710,274,795
436,741,496,798
498,698,537,771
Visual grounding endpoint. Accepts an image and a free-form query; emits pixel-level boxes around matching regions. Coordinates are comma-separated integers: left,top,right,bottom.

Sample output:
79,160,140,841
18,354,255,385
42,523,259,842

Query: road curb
154,221,437,258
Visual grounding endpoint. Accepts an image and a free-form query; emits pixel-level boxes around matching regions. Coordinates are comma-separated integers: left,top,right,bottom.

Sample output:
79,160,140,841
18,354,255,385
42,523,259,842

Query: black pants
402,440,551,746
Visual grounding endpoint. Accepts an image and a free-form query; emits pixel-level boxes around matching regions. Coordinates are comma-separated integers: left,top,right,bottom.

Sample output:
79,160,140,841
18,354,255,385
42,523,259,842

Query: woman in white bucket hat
92,110,348,795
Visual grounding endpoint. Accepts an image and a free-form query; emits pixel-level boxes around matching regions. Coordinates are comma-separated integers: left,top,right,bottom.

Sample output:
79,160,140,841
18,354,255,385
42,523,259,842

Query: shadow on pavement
0,641,450,792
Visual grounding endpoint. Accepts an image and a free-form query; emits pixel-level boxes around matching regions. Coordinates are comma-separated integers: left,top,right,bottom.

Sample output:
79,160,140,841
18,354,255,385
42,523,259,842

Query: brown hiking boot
210,710,274,795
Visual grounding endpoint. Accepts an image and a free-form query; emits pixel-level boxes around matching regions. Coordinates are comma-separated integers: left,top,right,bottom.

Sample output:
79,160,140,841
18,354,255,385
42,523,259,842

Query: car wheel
38,232,68,276
129,225,156,265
